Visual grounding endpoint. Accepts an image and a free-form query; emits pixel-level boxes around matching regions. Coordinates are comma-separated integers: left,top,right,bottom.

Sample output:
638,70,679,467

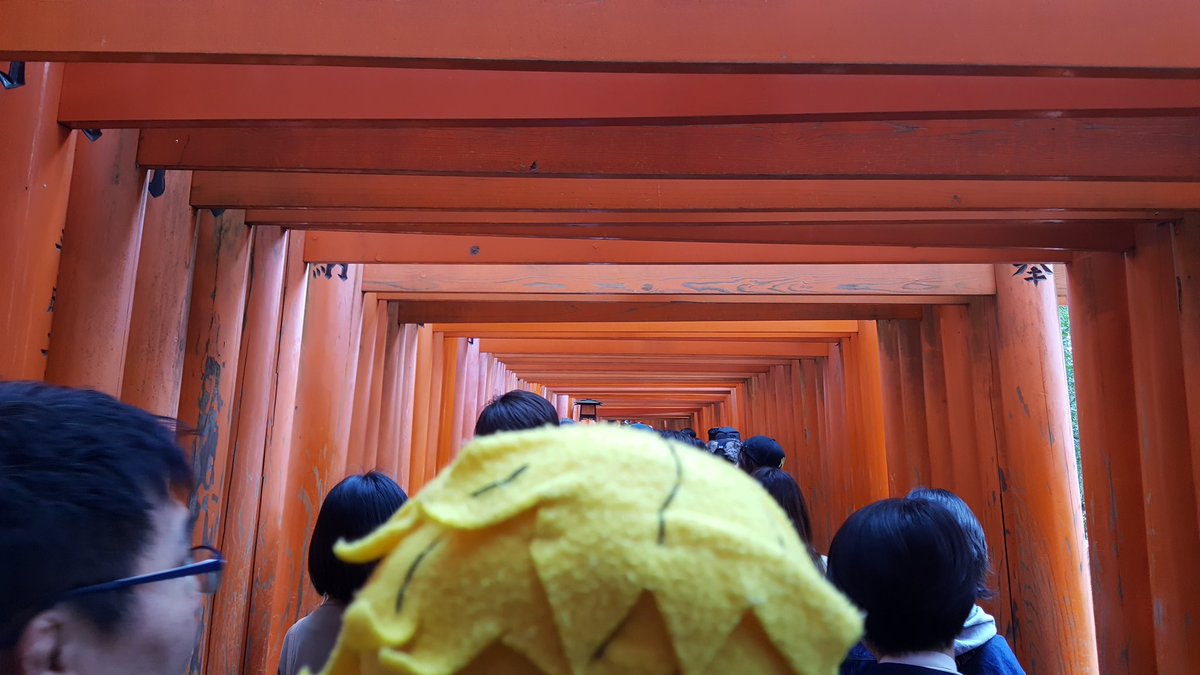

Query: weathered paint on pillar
397,323,420,488
267,258,364,670
992,263,1098,674
204,226,288,675
409,324,436,493
243,232,308,675
942,302,1012,635
1068,252,1156,675
920,308,955,489
45,129,147,393
121,169,197,416
0,63,75,381
375,307,404,481
1125,223,1200,670
1172,217,1200,530
848,323,889,506
346,292,380,474
361,301,391,473
175,210,253,675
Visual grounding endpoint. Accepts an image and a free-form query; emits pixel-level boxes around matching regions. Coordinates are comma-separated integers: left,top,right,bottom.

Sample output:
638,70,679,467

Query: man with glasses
0,382,224,675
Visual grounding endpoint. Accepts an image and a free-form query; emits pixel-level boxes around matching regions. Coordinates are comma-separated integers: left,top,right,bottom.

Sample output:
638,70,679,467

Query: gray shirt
278,600,345,675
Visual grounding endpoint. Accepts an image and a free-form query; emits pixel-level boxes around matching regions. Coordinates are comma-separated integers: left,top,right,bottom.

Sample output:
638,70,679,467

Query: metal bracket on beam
148,170,166,198
210,209,225,217
81,128,103,142
0,62,25,90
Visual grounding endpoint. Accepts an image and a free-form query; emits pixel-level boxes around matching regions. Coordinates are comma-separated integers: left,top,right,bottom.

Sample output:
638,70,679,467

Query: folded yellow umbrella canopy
318,424,861,675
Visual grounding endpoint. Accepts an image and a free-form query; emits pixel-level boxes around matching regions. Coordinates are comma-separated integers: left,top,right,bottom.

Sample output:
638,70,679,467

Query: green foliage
1060,305,1084,515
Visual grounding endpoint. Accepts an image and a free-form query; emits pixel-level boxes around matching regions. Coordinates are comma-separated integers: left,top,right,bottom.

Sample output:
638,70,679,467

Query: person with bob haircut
1,382,213,675
751,467,824,570
278,472,408,675
840,490,1024,675
828,498,977,674
473,390,559,437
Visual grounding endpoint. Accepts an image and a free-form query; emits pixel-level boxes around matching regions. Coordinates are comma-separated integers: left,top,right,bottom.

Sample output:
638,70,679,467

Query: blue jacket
840,606,1025,675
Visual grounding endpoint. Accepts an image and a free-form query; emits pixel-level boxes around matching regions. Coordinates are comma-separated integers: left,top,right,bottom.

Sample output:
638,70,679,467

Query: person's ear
16,612,69,675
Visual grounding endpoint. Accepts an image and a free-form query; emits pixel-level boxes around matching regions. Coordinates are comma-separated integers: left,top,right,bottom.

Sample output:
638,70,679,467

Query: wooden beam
431,320,860,335
389,299,926,322
380,292,960,304
247,209,1172,225
7,1,1199,75
191,173,1200,210
64,65,1200,128
273,220,1139,252
362,263,995,296
141,118,1200,180
479,338,829,357
304,232,1074,265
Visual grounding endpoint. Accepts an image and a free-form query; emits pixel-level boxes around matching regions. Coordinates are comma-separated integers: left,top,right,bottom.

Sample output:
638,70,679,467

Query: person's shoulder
959,635,1025,675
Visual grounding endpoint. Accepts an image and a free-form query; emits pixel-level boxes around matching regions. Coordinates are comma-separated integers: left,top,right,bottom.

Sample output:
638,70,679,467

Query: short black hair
309,472,408,603
680,428,697,439
0,382,193,649
907,488,993,600
474,390,559,437
751,467,821,567
658,429,706,451
827,498,976,655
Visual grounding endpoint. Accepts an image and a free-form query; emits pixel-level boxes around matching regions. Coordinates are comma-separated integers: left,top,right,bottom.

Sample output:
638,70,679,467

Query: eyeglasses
65,545,225,599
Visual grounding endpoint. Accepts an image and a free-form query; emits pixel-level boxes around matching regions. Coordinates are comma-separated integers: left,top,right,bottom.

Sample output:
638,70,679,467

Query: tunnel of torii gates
2,3,1200,674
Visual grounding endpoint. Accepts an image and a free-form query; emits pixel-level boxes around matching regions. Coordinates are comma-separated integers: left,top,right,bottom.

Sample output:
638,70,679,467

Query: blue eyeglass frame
64,545,226,599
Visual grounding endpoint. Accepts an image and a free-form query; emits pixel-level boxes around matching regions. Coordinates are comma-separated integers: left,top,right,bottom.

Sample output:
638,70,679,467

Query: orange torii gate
2,4,1199,674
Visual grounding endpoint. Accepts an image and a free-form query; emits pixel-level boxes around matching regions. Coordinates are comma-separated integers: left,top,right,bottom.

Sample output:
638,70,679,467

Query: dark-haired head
0,382,193,658
738,435,785,474
751,467,821,567
658,429,707,451
827,498,976,656
680,428,697,439
907,488,993,599
309,472,408,603
474,390,559,437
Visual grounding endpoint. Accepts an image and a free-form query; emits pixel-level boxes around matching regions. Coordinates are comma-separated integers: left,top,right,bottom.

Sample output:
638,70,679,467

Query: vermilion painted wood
44,129,147,393
422,335,447,486
139,118,1200,179
287,220,1136,254
1125,223,1200,668
963,298,1013,642
435,336,462,474
396,323,420,489
303,231,1074,265
204,226,287,675
408,325,435,494
1068,253,1157,675
895,320,932,491
387,299,927,322
345,294,379,473
936,304,1011,636
8,2,1199,74
248,208,1168,225
62,65,1200,129
362,263,996,296
121,169,197,416
371,304,401,478
267,259,363,665
1172,218,1200,531
479,338,828,357
919,309,955,489
190,172,1200,210
0,63,75,380
241,232,307,675
993,264,1098,672
874,321,909,495
172,210,252,675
